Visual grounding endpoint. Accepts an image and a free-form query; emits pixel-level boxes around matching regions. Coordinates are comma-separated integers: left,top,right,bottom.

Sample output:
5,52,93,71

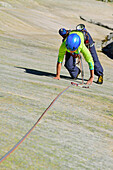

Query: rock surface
102,42,113,59
0,0,113,169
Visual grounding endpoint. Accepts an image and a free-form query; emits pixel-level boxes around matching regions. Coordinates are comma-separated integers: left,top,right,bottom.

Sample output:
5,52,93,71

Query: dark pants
86,31,103,76
90,45,103,76
64,46,103,78
64,52,79,78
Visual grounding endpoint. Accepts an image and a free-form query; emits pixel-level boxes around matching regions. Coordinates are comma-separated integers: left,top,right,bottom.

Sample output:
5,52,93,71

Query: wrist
56,74,60,77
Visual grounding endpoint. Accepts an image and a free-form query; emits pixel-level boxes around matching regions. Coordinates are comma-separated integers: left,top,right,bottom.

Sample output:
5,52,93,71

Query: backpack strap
70,30,90,49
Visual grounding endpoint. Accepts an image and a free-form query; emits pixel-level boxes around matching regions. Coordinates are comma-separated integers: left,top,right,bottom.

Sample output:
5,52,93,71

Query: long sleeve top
57,31,94,70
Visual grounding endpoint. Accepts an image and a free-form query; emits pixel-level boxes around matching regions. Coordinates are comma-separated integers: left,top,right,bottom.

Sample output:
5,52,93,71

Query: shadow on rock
102,42,113,60
15,66,86,81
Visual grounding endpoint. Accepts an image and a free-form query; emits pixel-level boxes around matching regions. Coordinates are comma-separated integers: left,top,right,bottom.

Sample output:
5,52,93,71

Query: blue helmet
66,33,81,51
59,28,67,36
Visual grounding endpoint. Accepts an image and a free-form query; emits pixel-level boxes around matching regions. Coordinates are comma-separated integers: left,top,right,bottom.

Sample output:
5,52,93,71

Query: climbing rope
0,70,89,163
0,85,72,164
80,55,84,84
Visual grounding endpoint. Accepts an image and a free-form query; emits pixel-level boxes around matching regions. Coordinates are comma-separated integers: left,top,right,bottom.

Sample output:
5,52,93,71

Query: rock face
80,16,113,31
102,32,113,59
102,42,113,59
0,0,113,169
0,1,12,8
79,15,113,58
102,32,113,47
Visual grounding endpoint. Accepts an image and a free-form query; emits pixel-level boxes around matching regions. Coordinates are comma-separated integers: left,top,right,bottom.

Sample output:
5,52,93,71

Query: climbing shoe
97,75,103,84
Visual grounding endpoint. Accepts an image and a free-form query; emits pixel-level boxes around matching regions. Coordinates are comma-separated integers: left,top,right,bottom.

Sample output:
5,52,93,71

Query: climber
56,24,104,84
54,30,94,85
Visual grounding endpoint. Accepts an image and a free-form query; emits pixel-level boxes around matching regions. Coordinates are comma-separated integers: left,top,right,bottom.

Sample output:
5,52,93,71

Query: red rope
0,80,88,164
0,85,71,164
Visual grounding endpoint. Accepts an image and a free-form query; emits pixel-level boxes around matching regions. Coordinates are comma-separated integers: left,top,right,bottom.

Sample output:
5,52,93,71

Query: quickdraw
71,82,89,88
